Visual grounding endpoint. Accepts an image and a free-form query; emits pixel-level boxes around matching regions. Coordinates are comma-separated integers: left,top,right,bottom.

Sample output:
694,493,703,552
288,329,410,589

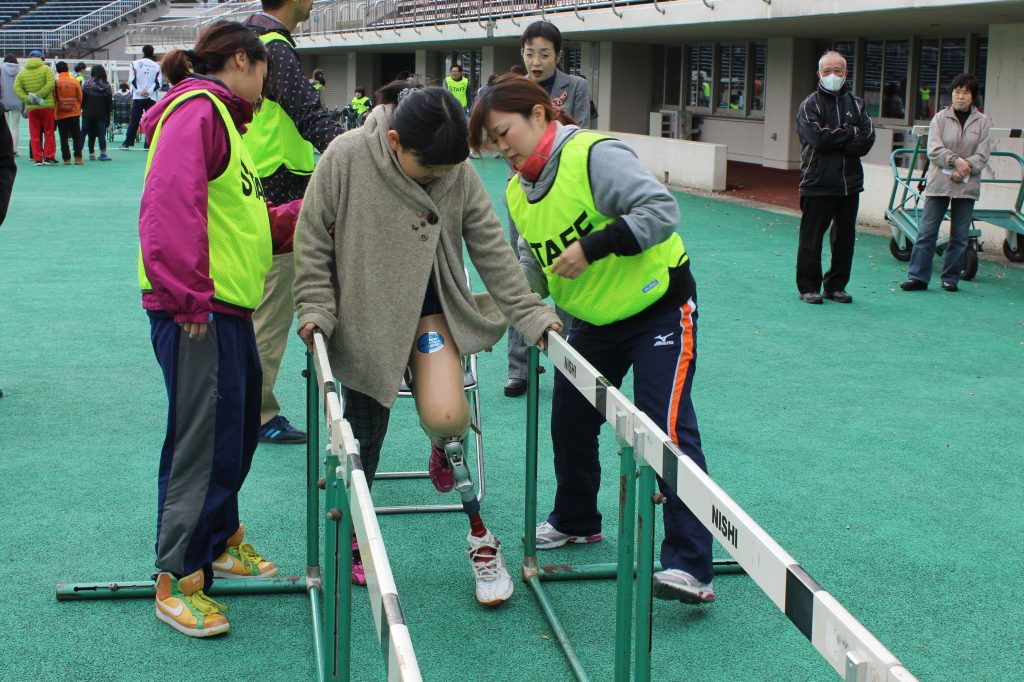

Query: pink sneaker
429,444,455,492
351,538,366,586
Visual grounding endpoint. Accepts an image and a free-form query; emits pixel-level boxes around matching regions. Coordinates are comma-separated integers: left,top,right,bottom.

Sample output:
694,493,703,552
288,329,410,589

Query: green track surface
1,135,1022,682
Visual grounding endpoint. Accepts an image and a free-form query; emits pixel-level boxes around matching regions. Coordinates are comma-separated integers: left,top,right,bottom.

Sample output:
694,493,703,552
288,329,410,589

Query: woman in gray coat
901,74,991,292
294,80,560,606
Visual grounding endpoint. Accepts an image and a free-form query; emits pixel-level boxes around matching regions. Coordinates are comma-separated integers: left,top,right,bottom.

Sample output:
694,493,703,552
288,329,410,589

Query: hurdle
522,334,917,682
55,332,420,682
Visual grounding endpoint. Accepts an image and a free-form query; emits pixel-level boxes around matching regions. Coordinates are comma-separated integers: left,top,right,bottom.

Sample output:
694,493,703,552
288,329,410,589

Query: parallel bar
309,586,327,682
633,464,656,682
523,345,541,562
527,576,590,682
312,333,422,681
55,577,307,600
613,447,638,682
536,560,744,582
306,353,320,568
543,331,916,682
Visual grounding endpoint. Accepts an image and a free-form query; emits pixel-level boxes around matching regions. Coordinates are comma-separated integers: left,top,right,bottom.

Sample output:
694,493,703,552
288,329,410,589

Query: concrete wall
605,43,653,135
481,45,520,80
608,131,728,192
697,118,765,164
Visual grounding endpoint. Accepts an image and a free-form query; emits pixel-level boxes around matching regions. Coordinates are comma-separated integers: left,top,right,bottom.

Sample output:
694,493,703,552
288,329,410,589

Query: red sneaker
429,444,455,492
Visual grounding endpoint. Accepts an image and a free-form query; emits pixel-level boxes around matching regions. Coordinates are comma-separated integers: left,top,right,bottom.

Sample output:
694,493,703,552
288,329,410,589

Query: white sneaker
653,569,714,604
467,531,513,606
534,520,603,550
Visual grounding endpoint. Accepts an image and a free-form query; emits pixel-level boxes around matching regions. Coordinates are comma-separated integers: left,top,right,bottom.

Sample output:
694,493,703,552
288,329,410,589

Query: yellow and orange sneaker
154,570,229,638
212,525,278,579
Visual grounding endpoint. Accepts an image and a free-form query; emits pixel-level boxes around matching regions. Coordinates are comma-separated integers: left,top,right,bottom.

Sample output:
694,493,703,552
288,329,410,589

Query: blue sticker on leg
416,331,445,354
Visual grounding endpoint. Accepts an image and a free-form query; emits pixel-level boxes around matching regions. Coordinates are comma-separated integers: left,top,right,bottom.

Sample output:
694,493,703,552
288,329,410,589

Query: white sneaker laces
468,542,501,581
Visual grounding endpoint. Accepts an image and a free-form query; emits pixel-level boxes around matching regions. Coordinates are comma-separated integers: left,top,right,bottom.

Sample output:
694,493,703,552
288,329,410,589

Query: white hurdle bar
543,331,917,682
313,333,422,682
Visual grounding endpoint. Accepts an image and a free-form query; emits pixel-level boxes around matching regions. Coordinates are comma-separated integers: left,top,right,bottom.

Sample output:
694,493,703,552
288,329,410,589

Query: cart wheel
1002,238,1024,263
960,246,978,281
889,236,912,262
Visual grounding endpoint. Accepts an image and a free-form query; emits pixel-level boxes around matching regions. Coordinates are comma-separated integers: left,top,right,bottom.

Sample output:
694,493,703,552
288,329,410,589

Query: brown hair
468,74,575,152
160,21,266,87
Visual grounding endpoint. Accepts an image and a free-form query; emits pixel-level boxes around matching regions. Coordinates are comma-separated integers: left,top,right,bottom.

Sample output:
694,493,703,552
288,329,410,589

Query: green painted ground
1,134,1022,682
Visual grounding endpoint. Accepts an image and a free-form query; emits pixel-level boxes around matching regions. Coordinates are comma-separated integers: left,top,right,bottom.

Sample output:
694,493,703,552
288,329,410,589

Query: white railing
124,0,670,48
0,0,165,53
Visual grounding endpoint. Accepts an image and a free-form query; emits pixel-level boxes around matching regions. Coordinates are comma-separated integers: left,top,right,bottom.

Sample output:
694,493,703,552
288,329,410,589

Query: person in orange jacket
53,61,84,165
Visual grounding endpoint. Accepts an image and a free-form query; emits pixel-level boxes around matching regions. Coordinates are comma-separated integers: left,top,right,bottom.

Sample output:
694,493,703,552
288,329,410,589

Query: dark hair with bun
468,74,575,152
374,79,469,166
160,20,266,87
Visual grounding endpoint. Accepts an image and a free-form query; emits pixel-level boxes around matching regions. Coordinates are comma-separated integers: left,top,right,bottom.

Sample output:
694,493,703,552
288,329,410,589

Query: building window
882,39,909,119
916,39,939,120
664,46,682,107
915,37,966,120
861,39,908,120
938,38,966,111
564,46,582,77
751,43,766,114
717,44,747,111
975,37,988,110
687,45,713,108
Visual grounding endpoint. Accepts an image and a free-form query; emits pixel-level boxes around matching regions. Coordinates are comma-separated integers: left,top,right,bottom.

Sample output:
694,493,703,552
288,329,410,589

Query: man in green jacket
14,51,57,165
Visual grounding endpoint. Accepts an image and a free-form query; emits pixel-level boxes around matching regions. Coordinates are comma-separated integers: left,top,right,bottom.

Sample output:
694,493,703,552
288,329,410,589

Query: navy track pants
149,311,262,578
547,300,714,583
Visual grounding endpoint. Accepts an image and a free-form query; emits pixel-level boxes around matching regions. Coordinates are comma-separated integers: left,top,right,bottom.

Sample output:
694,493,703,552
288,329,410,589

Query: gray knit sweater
293,104,559,407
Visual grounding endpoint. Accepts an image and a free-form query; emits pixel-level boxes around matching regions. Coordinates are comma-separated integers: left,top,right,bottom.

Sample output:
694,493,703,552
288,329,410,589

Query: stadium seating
2,1,113,30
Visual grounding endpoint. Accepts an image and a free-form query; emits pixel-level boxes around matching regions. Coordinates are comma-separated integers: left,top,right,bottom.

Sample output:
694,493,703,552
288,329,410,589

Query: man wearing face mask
795,51,875,305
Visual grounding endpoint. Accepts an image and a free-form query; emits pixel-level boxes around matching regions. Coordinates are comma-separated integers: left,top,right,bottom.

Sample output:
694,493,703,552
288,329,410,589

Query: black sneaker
258,415,307,444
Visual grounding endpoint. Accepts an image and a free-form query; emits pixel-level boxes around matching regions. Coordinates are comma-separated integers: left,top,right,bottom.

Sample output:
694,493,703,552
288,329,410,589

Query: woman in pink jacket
137,21,301,638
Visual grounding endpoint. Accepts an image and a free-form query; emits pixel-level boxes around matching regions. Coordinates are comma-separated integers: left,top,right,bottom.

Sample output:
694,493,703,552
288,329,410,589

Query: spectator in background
54,61,84,165
882,82,905,119
73,62,88,86
350,86,370,116
501,20,590,398
14,50,57,166
243,0,346,445
509,64,528,77
901,74,991,293
1,55,22,156
113,81,131,104
120,44,161,150
521,22,589,126
443,63,470,114
82,64,113,161
309,68,325,103
795,50,875,305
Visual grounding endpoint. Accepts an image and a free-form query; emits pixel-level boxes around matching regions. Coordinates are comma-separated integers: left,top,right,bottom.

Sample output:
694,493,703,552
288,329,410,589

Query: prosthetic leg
443,434,480,516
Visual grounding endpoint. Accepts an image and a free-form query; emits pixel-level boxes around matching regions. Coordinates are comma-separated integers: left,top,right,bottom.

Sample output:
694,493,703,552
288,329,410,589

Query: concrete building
128,0,1024,242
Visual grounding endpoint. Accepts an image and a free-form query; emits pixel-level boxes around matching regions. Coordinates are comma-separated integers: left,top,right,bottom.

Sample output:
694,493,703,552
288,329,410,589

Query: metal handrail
123,0,678,48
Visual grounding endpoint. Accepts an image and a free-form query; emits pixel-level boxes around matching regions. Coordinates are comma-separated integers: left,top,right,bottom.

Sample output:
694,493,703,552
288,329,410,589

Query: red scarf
515,121,558,182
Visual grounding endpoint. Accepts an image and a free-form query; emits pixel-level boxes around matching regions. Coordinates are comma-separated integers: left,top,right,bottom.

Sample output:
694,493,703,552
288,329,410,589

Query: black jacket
244,13,344,203
796,84,875,197
81,78,112,121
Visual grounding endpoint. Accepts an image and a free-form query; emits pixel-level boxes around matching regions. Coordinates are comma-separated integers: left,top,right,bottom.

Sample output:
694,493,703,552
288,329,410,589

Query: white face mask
820,74,845,93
